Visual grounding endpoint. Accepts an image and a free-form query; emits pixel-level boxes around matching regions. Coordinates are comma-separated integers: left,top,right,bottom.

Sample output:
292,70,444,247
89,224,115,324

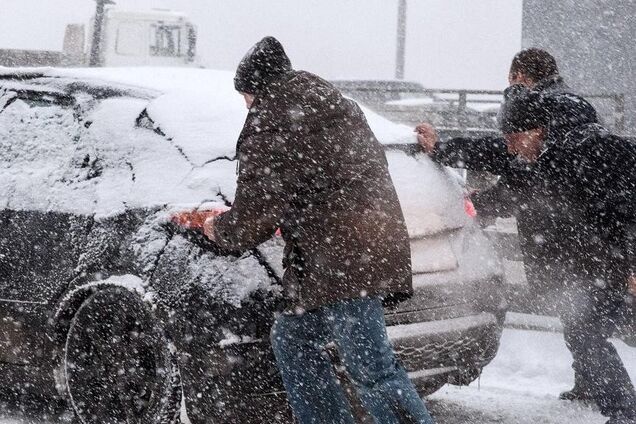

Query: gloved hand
170,207,229,231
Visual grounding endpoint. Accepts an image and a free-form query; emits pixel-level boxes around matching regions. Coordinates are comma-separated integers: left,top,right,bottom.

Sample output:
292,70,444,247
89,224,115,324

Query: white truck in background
0,6,198,68
88,8,198,67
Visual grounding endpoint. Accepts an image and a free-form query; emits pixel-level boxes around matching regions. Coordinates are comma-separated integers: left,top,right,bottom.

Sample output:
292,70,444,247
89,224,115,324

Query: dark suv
0,68,506,423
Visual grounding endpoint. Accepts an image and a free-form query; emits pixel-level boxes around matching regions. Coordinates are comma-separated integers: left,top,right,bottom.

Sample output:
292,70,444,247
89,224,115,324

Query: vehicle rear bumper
387,312,501,364
385,269,506,388
388,312,503,387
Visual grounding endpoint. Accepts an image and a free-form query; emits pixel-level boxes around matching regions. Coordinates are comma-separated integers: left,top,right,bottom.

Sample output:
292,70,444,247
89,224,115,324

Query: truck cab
95,8,197,67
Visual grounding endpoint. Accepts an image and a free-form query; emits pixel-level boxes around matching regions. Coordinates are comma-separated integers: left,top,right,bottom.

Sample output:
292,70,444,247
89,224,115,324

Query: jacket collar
533,75,569,94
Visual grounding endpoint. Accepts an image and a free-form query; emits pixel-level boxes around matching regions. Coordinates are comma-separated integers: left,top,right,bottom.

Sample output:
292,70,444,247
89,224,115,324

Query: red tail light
464,197,477,218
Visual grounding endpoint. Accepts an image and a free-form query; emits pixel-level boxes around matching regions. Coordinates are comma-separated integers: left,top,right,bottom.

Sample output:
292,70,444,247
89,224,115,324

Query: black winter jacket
433,86,635,290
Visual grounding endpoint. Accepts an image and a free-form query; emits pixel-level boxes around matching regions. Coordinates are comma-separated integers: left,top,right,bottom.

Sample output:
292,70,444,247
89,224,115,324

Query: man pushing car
416,69,636,424
173,36,434,424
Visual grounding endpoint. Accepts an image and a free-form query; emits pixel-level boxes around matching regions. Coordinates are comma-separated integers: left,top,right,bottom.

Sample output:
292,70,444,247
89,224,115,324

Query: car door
0,87,93,365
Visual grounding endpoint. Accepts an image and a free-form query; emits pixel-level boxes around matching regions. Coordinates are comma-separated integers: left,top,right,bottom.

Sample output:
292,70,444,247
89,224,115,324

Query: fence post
395,0,407,80
614,94,625,133
89,0,116,67
458,91,468,132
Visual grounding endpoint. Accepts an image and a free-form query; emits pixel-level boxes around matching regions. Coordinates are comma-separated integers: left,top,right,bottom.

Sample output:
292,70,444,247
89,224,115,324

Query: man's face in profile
504,128,546,162
508,71,535,88
241,92,255,109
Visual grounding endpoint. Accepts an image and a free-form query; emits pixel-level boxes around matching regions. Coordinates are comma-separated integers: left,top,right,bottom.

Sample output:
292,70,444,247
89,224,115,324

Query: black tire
64,286,182,424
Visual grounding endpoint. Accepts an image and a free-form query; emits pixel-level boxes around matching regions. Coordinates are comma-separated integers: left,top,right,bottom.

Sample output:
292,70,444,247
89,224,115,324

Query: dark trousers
560,285,636,419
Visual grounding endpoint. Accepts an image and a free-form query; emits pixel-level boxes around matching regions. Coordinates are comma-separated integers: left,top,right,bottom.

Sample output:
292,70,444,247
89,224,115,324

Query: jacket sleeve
432,136,514,175
578,135,636,275
213,130,288,252
604,151,636,275
472,182,520,220
627,223,636,275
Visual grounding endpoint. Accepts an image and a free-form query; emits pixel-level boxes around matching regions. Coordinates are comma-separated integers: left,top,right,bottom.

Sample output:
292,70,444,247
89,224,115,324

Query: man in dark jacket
417,76,636,422
418,47,619,400
178,37,433,424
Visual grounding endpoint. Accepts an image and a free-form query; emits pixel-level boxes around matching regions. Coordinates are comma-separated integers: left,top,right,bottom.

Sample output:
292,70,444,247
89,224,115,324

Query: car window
150,24,184,57
116,22,146,56
0,94,77,164
0,91,90,211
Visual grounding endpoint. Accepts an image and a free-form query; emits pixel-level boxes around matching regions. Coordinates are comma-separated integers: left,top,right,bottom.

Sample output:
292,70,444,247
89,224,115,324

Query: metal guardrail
409,88,626,134
333,81,627,135
0,49,83,67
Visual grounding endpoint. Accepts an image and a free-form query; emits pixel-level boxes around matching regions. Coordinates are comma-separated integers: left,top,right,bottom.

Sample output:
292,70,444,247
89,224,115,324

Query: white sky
0,0,522,90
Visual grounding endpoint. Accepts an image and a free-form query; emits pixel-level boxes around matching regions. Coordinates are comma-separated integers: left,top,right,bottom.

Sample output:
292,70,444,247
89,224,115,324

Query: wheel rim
65,288,167,424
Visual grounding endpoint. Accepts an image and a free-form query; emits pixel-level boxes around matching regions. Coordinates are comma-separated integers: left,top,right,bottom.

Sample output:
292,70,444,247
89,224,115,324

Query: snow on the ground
429,327,636,424
2,326,634,424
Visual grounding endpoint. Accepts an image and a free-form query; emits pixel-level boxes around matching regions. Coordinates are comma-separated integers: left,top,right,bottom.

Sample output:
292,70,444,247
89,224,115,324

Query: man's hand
171,208,229,233
628,275,636,297
414,123,439,154
203,215,217,241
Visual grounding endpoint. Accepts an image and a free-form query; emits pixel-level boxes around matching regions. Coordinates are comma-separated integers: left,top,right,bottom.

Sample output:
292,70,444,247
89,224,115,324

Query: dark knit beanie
498,84,547,134
234,36,293,94
541,92,598,141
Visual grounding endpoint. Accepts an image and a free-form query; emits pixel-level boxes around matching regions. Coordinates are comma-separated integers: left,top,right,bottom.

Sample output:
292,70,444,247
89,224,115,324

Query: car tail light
464,197,477,218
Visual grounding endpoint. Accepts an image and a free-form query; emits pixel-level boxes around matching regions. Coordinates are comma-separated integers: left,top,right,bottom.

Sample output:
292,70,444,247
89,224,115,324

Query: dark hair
510,48,559,83
498,84,547,134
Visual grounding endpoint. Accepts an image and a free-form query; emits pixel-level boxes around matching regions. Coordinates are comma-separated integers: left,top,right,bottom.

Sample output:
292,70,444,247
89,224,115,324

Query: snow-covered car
0,67,506,423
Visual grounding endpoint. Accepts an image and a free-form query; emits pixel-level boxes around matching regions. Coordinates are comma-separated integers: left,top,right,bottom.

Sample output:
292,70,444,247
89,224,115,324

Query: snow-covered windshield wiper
0,87,74,113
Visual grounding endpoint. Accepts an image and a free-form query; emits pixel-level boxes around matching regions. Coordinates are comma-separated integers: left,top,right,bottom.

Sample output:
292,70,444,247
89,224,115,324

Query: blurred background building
522,0,635,134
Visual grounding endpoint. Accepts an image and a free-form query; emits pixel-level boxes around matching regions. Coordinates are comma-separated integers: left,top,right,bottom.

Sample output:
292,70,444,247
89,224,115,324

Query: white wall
0,0,522,90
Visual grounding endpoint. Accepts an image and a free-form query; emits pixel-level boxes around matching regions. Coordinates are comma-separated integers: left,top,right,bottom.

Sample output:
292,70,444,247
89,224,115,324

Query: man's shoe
559,372,594,402
559,387,594,401
560,372,594,402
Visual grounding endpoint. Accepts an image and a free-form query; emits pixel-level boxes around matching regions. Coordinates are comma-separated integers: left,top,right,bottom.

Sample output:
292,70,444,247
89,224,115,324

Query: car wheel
64,287,181,424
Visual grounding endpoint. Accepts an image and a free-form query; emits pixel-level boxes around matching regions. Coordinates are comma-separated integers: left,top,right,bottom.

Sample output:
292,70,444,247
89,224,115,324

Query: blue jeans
271,297,435,424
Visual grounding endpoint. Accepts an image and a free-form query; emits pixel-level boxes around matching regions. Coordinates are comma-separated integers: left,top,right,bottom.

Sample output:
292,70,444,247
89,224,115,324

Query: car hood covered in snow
0,67,467,235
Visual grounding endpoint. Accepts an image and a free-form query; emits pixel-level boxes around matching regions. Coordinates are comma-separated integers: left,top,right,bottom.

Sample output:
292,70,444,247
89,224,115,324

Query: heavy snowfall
0,1,634,424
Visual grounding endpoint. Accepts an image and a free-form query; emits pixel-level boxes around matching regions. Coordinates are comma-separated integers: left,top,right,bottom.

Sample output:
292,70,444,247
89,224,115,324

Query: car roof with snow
1,67,417,157
0,67,466,234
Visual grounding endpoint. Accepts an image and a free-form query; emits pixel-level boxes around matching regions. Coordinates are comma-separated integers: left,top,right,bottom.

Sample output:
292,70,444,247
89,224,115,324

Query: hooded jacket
233,36,292,95
214,38,413,311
